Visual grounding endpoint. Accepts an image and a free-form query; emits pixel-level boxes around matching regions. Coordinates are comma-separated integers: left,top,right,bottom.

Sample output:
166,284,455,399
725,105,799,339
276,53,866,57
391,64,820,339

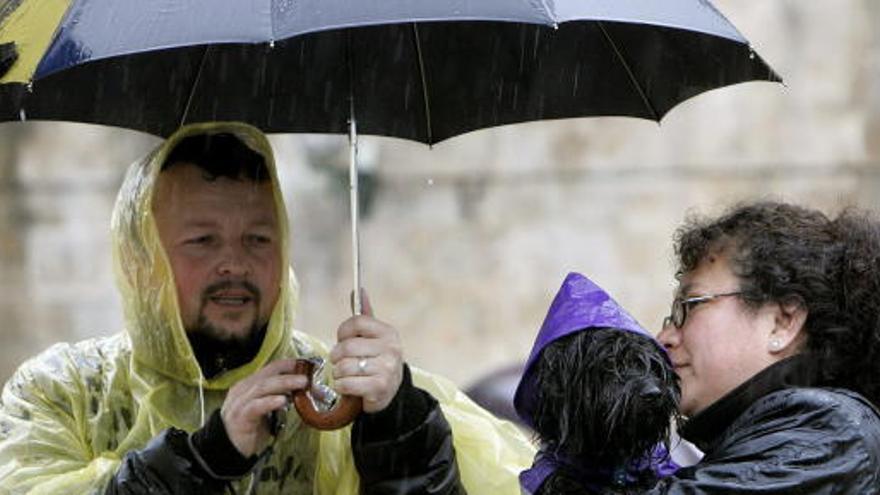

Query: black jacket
649,356,880,493
104,364,466,494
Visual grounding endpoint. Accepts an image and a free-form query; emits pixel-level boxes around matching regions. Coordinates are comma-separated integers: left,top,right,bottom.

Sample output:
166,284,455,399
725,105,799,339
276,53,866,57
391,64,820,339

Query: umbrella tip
0,42,18,79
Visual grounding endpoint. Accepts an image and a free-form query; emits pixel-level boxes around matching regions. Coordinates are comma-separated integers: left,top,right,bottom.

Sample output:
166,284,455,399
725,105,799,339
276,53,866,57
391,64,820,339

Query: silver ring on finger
357,357,368,375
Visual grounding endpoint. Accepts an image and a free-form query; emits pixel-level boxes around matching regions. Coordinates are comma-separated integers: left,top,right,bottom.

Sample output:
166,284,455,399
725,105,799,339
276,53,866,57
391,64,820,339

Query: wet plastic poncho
0,122,535,494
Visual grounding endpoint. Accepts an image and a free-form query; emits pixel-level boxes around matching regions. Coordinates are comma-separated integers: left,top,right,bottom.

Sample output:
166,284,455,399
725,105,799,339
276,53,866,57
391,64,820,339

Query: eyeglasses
663,291,742,329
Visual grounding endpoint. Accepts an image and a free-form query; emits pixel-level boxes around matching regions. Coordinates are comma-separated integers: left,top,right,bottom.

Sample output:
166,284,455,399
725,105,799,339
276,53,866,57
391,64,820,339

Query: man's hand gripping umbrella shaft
293,290,403,430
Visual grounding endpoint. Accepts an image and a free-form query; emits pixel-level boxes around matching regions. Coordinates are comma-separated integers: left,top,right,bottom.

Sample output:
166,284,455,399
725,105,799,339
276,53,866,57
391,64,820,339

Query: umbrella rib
410,23,433,146
178,46,211,128
596,22,659,121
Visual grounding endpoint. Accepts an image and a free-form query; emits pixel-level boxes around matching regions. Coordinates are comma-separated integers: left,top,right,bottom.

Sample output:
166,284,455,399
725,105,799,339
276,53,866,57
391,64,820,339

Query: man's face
152,162,281,343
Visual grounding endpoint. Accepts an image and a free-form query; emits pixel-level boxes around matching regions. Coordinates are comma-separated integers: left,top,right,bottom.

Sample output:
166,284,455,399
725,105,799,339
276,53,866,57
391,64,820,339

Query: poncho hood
111,121,299,390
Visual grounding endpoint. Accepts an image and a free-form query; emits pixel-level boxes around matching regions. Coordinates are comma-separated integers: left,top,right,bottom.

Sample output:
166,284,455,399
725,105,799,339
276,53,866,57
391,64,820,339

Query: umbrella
1,1,779,140
0,0,781,426
0,0,780,309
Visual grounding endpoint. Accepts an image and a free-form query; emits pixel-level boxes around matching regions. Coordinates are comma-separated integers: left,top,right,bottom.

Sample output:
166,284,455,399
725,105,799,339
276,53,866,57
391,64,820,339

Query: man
0,122,534,494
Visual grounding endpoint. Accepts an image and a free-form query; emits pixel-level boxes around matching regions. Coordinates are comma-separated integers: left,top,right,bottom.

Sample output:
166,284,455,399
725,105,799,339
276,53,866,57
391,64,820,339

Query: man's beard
186,280,269,379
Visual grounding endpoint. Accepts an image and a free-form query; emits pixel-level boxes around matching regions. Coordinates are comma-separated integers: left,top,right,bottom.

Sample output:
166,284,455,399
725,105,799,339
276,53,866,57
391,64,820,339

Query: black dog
515,272,682,494
528,327,680,494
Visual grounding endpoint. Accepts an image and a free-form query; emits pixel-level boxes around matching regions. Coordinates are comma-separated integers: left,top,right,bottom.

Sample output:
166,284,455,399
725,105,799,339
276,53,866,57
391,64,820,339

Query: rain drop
18,108,26,121
426,178,434,186
26,81,33,93
270,39,276,49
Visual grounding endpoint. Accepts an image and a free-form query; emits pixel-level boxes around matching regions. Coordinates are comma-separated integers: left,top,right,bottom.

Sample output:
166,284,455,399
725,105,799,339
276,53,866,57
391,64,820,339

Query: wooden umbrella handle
292,359,362,430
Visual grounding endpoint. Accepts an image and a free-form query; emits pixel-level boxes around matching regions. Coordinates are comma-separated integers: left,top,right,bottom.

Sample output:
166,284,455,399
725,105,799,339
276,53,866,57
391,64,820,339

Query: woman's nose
657,322,678,349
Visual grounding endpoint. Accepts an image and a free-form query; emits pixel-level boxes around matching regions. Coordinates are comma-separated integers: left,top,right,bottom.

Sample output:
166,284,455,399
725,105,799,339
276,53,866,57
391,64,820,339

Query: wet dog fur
531,327,680,494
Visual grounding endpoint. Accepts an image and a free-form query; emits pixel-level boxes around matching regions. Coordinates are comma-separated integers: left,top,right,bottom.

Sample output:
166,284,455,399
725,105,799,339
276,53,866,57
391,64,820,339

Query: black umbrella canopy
0,0,780,143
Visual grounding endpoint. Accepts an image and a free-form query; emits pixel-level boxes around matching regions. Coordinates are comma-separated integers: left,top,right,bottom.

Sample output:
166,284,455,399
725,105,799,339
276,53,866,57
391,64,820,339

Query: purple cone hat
514,272,665,429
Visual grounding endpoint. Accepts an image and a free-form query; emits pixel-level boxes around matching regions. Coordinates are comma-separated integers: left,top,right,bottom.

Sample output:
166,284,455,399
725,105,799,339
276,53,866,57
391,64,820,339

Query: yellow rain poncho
0,122,535,494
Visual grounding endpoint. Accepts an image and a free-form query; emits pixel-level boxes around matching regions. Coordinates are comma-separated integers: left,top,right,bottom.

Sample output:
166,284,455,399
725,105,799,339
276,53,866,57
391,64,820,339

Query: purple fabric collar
519,445,679,494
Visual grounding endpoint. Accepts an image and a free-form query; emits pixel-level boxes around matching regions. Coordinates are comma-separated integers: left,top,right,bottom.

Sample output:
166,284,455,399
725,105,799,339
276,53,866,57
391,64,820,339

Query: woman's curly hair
674,201,880,407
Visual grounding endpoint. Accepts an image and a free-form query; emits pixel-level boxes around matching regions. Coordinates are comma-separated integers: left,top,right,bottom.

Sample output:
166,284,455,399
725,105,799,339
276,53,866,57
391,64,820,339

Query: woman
652,201,880,492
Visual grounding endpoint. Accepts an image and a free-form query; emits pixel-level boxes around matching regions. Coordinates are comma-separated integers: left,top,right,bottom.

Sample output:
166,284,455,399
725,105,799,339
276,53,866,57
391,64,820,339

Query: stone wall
0,0,878,386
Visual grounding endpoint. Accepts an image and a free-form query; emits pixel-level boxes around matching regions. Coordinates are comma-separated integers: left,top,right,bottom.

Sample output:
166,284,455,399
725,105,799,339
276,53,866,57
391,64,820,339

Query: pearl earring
770,339,782,351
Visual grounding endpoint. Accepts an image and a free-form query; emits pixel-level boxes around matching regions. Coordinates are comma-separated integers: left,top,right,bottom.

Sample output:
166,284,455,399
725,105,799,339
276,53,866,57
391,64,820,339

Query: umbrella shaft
349,115,362,316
